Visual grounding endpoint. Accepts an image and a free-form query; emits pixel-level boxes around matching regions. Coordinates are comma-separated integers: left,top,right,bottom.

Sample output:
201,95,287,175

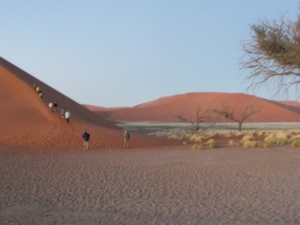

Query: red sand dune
89,92,300,123
0,57,179,149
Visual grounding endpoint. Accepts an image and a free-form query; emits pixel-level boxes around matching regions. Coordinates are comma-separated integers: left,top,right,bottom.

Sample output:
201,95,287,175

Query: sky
1,0,299,107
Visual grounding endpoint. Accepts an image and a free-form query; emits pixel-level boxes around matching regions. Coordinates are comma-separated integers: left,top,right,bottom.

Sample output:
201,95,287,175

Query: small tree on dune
212,105,259,132
176,107,209,131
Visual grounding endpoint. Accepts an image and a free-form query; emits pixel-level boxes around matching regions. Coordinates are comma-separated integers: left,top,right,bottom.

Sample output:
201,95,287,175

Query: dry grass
243,140,268,148
263,130,300,146
191,144,202,150
229,139,239,146
129,124,300,149
256,130,266,137
242,134,254,142
204,138,219,148
291,139,300,148
190,134,205,142
191,138,219,150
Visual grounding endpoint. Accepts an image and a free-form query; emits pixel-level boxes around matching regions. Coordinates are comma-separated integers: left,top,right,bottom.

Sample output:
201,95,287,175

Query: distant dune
0,57,179,149
87,92,300,123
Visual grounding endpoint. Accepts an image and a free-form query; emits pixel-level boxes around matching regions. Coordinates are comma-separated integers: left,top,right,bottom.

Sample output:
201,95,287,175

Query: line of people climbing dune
33,84,71,124
32,83,130,150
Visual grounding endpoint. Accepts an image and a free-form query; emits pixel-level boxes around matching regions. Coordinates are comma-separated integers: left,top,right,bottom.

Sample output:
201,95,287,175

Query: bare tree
240,15,300,98
212,105,259,132
176,108,207,131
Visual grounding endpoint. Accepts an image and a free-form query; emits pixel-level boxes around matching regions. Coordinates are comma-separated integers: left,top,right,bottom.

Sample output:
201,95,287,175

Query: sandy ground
1,146,300,225
1,57,300,224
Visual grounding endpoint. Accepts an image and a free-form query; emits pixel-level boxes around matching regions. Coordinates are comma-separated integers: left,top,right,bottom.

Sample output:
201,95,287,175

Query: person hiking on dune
53,102,58,112
39,91,43,99
49,102,54,112
61,108,65,118
64,111,71,123
82,130,90,150
124,130,130,148
35,86,41,93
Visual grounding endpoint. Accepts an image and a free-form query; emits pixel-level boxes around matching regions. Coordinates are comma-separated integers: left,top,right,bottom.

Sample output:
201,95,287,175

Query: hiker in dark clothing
82,130,91,150
53,102,58,112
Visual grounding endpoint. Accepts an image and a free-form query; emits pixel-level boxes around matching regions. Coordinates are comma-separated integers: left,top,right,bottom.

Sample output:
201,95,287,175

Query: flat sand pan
1,146,300,224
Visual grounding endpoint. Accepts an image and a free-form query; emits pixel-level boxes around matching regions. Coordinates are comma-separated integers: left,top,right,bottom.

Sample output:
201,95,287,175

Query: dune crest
89,92,300,122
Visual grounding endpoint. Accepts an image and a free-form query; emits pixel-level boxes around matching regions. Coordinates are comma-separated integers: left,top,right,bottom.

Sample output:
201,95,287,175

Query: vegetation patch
291,139,300,148
119,122,300,149
228,139,239,146
203,138,219,148
191,138,219,150
242,134,254,142
243,140,267,148
191,144,202,150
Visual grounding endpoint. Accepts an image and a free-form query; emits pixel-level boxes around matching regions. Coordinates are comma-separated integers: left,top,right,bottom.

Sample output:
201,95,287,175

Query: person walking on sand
64,111,71,123
124,130,130,148
61,108,65,118
82,130,90,150
35,86,41,93
53,102,58,112
39,91,43,99
49,102,54,112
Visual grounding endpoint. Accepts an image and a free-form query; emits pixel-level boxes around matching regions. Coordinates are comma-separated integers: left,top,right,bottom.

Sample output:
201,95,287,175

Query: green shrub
275,139,289,145
291,139,300,148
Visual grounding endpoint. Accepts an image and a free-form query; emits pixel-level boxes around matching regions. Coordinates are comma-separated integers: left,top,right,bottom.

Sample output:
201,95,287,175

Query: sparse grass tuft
264,136,277,145
204,138,219,148
276,139,289,145
191,144,202,150
256,130,265,137
190,134,205,142
264,131,293,146
275,131,291,140
243,140,264,148
228,139,239,146
242,134,254,142
191,138,219,150
291,139,300,148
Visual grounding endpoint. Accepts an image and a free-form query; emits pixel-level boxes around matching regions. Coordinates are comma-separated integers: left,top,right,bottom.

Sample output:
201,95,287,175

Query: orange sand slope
88,93,300,123
0,57,179,149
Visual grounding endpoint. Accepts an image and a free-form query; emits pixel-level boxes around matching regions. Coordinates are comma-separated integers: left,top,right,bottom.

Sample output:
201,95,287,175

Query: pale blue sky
1,0,298,107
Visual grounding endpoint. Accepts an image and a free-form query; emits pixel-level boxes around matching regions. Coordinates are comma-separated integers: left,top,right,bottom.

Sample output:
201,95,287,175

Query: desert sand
1,57,300,224
1,146,300,224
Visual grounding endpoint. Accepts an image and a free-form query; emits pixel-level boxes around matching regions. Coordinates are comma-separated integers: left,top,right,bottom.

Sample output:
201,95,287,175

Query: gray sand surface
1,146,300,224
